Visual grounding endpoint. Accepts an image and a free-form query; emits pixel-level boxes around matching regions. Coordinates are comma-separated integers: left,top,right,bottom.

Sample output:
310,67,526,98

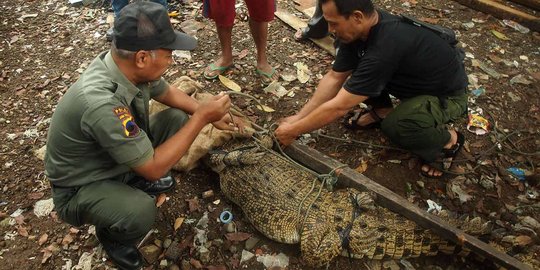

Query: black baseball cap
113,1,197,51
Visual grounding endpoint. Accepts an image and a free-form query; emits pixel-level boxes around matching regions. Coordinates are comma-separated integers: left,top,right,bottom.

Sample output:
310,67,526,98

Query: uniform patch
113,106,140,137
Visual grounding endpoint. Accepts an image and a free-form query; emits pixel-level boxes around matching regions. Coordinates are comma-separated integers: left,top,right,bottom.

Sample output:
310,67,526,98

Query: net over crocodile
204,134,487,266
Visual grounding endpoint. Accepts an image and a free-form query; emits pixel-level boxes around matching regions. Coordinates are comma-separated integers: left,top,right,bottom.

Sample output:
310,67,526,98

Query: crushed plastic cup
502,20,530,34
467,114,490,135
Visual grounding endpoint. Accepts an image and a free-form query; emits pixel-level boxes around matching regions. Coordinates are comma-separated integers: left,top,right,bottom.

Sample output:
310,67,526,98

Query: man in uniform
275,0,468,178
45,2,242,269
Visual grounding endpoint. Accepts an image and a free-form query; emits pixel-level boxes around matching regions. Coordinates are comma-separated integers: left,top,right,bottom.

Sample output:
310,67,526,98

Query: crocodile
204,134,488,266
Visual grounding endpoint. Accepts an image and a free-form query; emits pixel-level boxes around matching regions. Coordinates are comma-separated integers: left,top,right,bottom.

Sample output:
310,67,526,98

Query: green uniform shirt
45,51,169,187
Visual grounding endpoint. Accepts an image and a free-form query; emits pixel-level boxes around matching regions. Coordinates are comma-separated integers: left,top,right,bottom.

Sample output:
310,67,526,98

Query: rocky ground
0,0,539,269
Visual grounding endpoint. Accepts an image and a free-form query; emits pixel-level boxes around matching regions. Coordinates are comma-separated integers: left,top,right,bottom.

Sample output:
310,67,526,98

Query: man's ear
351,10,364,23
134,50,151,68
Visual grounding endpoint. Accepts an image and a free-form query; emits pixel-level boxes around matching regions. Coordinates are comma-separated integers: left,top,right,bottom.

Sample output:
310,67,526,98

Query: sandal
420,131,465,178
203,63,231,80
342,107,384,130
256,67,278,85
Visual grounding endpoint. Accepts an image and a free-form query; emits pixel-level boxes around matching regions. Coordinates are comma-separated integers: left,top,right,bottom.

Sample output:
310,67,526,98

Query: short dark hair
321,0,375,18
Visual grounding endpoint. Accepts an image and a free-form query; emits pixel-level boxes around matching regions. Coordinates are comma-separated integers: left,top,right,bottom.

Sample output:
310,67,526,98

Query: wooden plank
508,0,540,12
275,10,336,56
453,0,540,32
284,142,533,270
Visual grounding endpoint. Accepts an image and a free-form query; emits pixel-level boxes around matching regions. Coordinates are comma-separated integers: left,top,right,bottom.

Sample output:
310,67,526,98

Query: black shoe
96,230,143,270
129,175,176,195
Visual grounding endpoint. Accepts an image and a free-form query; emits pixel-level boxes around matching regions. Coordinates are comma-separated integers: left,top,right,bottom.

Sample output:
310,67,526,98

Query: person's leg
53,181,157,245
149,108,189,147
295,0,329,40
245,0,279,82
380,93,467,176
112,0,129,17
357,93,394,126
202,0,236,79
52,180,156,268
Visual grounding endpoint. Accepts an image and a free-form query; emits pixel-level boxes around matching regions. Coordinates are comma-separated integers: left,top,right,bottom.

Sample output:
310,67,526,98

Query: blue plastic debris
220,210,233,224
471,87,485,97
507,167,526,181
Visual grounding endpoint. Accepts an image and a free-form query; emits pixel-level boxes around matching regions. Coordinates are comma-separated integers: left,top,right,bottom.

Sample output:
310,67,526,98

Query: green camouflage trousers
380,93,468,162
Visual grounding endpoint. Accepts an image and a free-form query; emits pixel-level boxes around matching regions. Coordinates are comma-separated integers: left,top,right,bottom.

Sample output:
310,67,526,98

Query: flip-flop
420,131,465,178
342,107,384,130
256,67,278,85
204,63,231,80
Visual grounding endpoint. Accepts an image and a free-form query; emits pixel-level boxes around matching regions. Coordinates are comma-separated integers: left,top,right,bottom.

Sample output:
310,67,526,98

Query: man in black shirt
276,0,468,178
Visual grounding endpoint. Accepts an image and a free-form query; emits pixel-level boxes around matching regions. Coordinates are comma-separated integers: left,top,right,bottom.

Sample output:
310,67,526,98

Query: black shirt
333,10,467,99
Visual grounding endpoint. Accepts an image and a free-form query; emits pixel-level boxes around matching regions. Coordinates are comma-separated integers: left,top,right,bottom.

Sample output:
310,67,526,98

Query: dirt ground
0,0,539,269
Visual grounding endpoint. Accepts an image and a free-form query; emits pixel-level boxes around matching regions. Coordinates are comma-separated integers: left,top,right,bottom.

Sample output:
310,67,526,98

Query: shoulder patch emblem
113,106,140,137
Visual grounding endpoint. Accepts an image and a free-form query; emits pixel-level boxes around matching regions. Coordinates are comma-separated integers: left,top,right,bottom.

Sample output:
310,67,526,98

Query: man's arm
284,69,352,124
154,85,243,132
133,94,231,180
275,88,368,146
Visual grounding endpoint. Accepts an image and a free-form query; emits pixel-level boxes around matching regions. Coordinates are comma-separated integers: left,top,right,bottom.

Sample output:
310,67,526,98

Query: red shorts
203,0,276,27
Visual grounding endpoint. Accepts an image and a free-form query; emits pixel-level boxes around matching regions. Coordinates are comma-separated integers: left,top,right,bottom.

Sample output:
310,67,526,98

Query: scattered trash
219,210,233,224
173,50,191,61
470,87,485,97
502,20,530,34
467,114,490,135
240,250,254,264
519,55,529,62
526,190,537,200
510,74,533,85
507,167,526,181
194,212,209,254
462,22,475,30
280,72,296,82
256,252,289,268
74,251,93,270
34,198,54,217
426,200,442,213
263,81,288,97
293,62,310,84
477,60,502,79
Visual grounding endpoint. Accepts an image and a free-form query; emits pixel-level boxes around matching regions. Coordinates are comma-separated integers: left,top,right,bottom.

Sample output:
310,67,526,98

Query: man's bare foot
256,62,279,83
421,129,460,178
355,107,392,127
203,57,233,80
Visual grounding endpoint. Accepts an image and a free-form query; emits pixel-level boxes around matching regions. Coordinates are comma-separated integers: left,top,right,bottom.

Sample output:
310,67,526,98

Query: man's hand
279,114,302,125
193,93,231,124
274,121,299,147
212,114,246,133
